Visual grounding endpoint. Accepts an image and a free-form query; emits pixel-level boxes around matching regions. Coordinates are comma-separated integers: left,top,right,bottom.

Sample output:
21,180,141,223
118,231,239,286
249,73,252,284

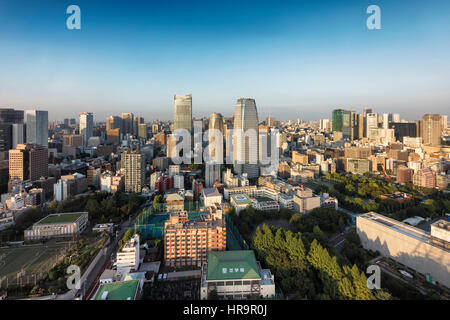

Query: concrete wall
357,216,450,288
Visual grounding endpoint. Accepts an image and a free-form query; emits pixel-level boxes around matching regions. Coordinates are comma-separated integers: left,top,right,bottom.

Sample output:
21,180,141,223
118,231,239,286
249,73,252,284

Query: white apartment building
117,234,140,272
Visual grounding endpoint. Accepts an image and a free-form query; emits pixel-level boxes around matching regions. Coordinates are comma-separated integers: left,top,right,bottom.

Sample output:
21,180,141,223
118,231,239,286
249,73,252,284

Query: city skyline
1,0,450,121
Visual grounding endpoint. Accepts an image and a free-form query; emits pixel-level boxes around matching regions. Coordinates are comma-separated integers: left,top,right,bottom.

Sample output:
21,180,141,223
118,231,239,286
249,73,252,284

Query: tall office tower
138,123,147,140
442,115,448,129
12,124,24,148
134,116,144,137
382,113,393,129
0,124,12,152
0,109,24,155
106,128,121,144
62,134,84,147
0,108,24,124
320,119,330,131
233,98,259,179
121,113,135,136
389,122,417,142
106,115,122,132
266,116,277,127
331,109,344,132
363,108,372,116
357,113,365,139
366,113,378,137
79,112,93,146
25,110,48,147
205,113,224,187
422,114,443,146
350,110,358,140
123,150,145,193
338,110,354,140
174,94,193,134
393,113,400,122
9,143,48,181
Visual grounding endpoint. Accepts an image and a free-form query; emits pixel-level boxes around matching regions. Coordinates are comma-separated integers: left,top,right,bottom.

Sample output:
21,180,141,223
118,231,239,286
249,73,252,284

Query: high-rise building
0,124,12,152
12,123,24,149
62,134,84,147
357,113,365,139
332,109,344,132
0,108,24,153
332,109,356,139
138,123,147,140
382,113,393,130
174,94,193,134
79,112,93,146
25,110,48,147
164,205,226,268
123,150,145,193
9,143,48,181
389,122,417,142
205,113,224,187
422,114,442,146
121,113,134,136
233,98,259,178
366,113,378,137
393,113,400,122
134,116,144,137
106,115,122,132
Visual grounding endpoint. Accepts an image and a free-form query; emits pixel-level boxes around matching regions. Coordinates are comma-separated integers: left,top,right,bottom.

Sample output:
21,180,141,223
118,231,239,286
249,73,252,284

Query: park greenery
228,206,391,299
46,190,145,225
252,225,390,300
322,172,450,220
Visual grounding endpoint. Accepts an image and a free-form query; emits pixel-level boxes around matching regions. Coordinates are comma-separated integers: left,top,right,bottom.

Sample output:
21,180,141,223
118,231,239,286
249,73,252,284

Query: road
329,226,354,251
81,201,149,300
58,200,150,300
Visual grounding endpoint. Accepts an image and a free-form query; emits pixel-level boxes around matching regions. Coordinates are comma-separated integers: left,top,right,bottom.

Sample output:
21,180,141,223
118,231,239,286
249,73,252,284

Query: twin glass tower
173,95,260,179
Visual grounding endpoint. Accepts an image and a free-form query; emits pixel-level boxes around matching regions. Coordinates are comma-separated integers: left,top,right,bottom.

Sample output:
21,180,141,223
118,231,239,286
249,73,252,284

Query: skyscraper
9,143,48,181
138,123,147,140
205,113,224,187
25,110,48,147
0,109,24,155
121,113,134,136
332,109,356,139
366,113,378,137
422,114,442,146
123,150,145,193
174,94,193,134
233,98,259,179
106,115,122,132
332,109,344,132
79,112,93,146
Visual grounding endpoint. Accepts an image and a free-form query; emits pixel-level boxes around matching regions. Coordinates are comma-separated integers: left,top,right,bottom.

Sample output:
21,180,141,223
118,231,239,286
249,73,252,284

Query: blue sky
0,0,449,121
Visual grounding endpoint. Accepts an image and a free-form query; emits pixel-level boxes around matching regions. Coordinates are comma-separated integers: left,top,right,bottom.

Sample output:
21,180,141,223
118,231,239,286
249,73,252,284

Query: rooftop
94,280,139,300
36,212,86,225
230,193,252,205
206,250,261,281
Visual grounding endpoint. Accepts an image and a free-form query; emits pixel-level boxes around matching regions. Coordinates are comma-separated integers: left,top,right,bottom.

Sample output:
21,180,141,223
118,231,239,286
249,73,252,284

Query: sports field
0,242,71,286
